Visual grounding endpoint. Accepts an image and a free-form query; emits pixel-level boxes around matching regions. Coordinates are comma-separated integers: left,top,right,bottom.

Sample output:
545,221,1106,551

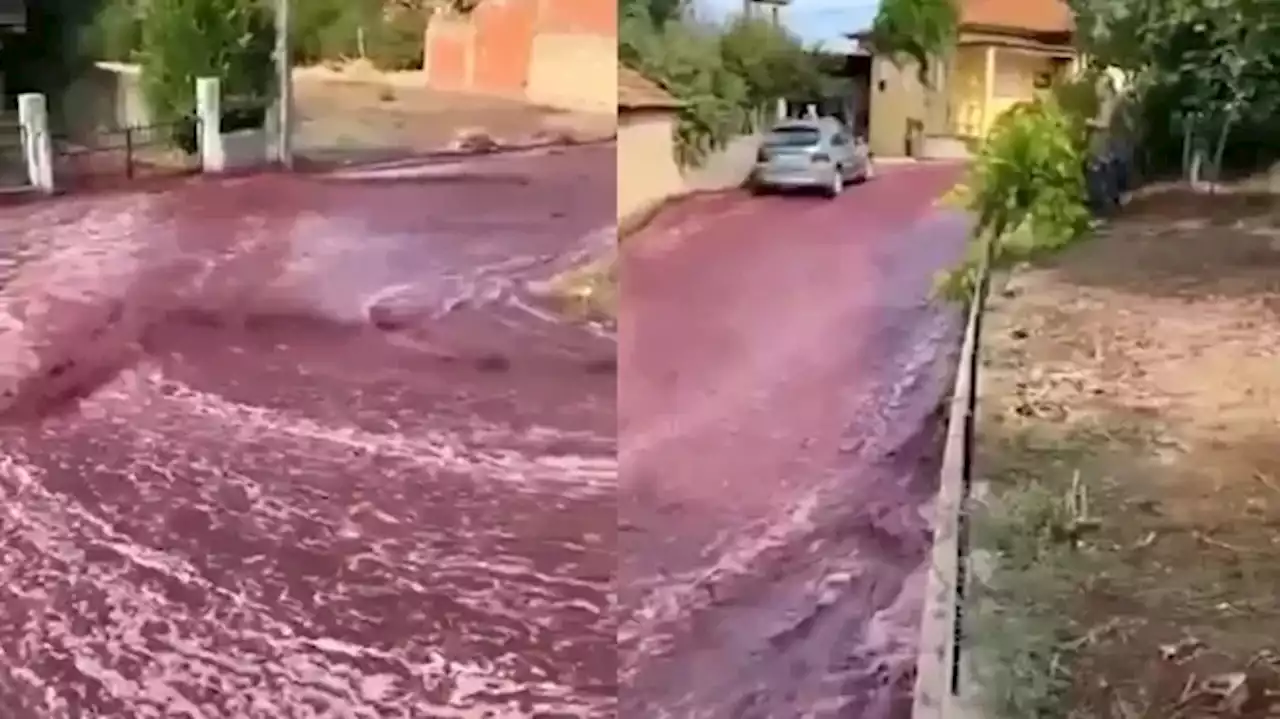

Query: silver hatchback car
751,117,873,198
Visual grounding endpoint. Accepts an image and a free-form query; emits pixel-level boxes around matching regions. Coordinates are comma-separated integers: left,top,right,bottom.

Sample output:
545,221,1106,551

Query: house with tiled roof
617,65,683,223
854,0,1078,156
949,0,1076,138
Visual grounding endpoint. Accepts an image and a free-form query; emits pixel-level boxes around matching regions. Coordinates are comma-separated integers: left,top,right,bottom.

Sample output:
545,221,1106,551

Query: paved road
619,164,969,719
0,146,616,718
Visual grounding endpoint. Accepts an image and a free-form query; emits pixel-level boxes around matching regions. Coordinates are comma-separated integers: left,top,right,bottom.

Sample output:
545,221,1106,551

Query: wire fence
928,123,1143,715
52,118,203,189
0,119,28,189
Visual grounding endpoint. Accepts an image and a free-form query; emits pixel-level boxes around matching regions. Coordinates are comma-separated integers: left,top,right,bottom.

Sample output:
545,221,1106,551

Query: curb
618,186,748,242
912,258,989,719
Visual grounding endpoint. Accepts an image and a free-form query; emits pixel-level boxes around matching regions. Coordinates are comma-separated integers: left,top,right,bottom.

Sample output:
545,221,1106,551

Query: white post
982,46,997,137
274,0,294,168
17,93,53,193
263,102,280,164
775,97,787,121
195,77,225,173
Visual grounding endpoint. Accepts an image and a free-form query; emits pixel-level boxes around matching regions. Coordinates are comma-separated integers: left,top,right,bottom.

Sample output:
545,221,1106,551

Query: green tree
1069,0,1280,179
869,0,958,85
719,17,822,107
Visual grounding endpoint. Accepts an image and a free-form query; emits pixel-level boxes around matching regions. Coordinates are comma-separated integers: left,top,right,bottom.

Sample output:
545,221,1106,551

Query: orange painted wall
423,0,614,97
428,31,471,92
538,0,615,35
472,1,537,95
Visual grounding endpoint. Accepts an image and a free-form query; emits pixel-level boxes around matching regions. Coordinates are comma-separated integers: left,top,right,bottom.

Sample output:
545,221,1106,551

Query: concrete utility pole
274,0,294,168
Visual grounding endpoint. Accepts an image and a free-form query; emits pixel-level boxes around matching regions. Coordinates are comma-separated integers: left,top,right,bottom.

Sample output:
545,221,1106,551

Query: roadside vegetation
3,0,485,156
897,0,1280,716
619,0,825,167
2,0,485,119
85,0,470,72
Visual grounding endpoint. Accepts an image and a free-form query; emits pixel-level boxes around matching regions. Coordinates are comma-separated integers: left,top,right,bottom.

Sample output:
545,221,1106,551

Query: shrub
292,0,365,65
138,0,275,154
936,98,1092,301
290,0,424,71
364,6,429,71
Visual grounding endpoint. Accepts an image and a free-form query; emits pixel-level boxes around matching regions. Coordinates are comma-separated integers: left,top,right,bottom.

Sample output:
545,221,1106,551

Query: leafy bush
936,98,1092,301
138,0,275,153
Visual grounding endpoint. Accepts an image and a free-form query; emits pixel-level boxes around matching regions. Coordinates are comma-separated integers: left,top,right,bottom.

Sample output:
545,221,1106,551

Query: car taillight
812,152,830,163
756,148,769,162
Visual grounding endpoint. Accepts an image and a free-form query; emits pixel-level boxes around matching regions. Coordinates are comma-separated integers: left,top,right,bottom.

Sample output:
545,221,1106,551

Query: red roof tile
960,0,1074,35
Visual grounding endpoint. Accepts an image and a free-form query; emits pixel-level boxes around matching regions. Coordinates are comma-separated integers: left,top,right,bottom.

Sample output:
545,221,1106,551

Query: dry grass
970,189,1280,719
292,64,615,162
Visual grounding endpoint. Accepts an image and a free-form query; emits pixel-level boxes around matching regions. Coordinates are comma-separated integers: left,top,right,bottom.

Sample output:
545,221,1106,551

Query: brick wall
423,0,615,112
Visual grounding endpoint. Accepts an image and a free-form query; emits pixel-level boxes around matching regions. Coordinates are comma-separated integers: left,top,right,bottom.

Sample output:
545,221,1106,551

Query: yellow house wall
948,45,1063,138
526,34,617,113
867,55,926,158
617,110,684,222
950,48,986,138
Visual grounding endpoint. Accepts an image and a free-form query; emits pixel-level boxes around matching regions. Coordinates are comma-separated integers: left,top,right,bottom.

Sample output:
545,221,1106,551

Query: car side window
830,133,848,147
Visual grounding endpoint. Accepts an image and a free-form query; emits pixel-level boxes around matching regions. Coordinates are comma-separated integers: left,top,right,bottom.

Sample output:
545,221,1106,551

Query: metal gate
0,118,30,191
52,117,203,189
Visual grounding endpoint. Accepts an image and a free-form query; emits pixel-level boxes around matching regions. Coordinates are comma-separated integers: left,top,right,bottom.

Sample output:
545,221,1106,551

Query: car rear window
765,127,821,147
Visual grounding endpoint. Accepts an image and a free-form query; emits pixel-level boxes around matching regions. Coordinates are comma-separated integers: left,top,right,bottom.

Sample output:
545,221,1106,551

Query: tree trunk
1181,121,1194,180
1210,114,1235,189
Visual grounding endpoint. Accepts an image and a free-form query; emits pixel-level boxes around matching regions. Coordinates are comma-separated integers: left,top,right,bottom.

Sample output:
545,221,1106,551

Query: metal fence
51,117,203,189
913,126,1143,719
0,119,28,190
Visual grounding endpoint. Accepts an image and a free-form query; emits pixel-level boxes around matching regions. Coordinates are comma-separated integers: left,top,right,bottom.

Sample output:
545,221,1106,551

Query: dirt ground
971,188,1280,718
293,66,616,165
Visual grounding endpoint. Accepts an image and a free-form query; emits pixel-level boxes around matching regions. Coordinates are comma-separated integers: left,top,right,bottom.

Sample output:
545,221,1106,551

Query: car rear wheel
825,170,844,198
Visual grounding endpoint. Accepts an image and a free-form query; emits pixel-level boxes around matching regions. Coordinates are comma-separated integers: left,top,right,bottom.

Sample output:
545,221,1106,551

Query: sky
697,0,881,50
